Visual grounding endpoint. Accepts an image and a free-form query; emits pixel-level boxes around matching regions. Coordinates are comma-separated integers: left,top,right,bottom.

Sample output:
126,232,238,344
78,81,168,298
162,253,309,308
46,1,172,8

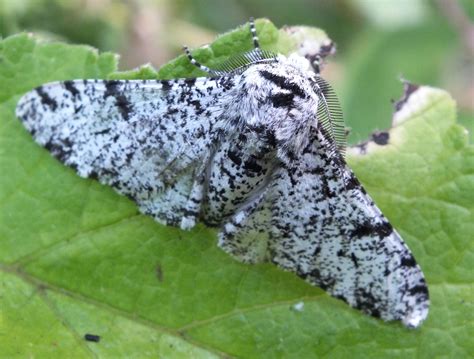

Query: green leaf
1,20,472,358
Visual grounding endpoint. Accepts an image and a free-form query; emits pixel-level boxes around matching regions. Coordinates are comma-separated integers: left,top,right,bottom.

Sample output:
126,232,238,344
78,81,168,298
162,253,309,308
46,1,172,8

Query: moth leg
218,189,271,264
180,168,206,230
180,150,214,230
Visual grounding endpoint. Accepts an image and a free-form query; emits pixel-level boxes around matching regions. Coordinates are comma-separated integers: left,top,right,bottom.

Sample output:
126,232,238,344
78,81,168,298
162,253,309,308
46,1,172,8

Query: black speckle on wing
115,94,133,121
351,220,393,239
161,80,172,91
400,255,417,268
102,81,133,120
259,70,307,98
64,80,80,97
36,86,58,110
269,92,294,108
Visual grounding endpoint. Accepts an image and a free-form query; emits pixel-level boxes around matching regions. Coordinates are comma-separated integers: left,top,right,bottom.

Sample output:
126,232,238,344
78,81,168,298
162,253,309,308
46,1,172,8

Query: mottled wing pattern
16,78,228,226
218,126,429,327
218,183,273,264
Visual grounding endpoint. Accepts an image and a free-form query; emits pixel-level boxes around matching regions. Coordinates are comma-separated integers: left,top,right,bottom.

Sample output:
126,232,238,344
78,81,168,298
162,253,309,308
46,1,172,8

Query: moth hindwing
16,18,429,328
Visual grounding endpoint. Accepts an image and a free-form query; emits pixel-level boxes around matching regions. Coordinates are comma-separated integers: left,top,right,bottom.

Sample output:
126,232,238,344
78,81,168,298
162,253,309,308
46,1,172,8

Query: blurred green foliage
0,0,472,142
0,0,125,51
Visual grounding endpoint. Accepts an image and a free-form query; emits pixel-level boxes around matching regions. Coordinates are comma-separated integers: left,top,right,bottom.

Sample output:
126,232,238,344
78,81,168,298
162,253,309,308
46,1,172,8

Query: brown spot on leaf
156,264,164,282
371,131,390,145
394,82,420,112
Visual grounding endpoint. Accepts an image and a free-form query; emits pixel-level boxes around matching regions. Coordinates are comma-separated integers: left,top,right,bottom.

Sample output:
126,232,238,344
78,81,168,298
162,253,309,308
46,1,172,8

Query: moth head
235,55,320,114
216,55,312,162
275,54,347,159
228,54,343,160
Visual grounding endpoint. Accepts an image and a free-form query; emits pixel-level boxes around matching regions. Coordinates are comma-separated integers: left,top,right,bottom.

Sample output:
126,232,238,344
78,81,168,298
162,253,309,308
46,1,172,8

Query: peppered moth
16,18,429,327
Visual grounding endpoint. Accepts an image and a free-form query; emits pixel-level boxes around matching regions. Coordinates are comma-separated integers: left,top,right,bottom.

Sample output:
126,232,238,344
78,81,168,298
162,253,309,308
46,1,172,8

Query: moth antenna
182,20,274,76
182,45,212,73
182,45,223,77
249,17,260,50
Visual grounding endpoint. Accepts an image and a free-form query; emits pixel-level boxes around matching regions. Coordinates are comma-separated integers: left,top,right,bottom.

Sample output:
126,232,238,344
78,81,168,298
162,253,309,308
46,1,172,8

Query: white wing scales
16,78,226,225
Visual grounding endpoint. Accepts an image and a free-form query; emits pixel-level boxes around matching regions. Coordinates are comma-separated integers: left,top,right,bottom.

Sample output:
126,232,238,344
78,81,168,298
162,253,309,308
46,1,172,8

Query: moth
16,19,429,327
